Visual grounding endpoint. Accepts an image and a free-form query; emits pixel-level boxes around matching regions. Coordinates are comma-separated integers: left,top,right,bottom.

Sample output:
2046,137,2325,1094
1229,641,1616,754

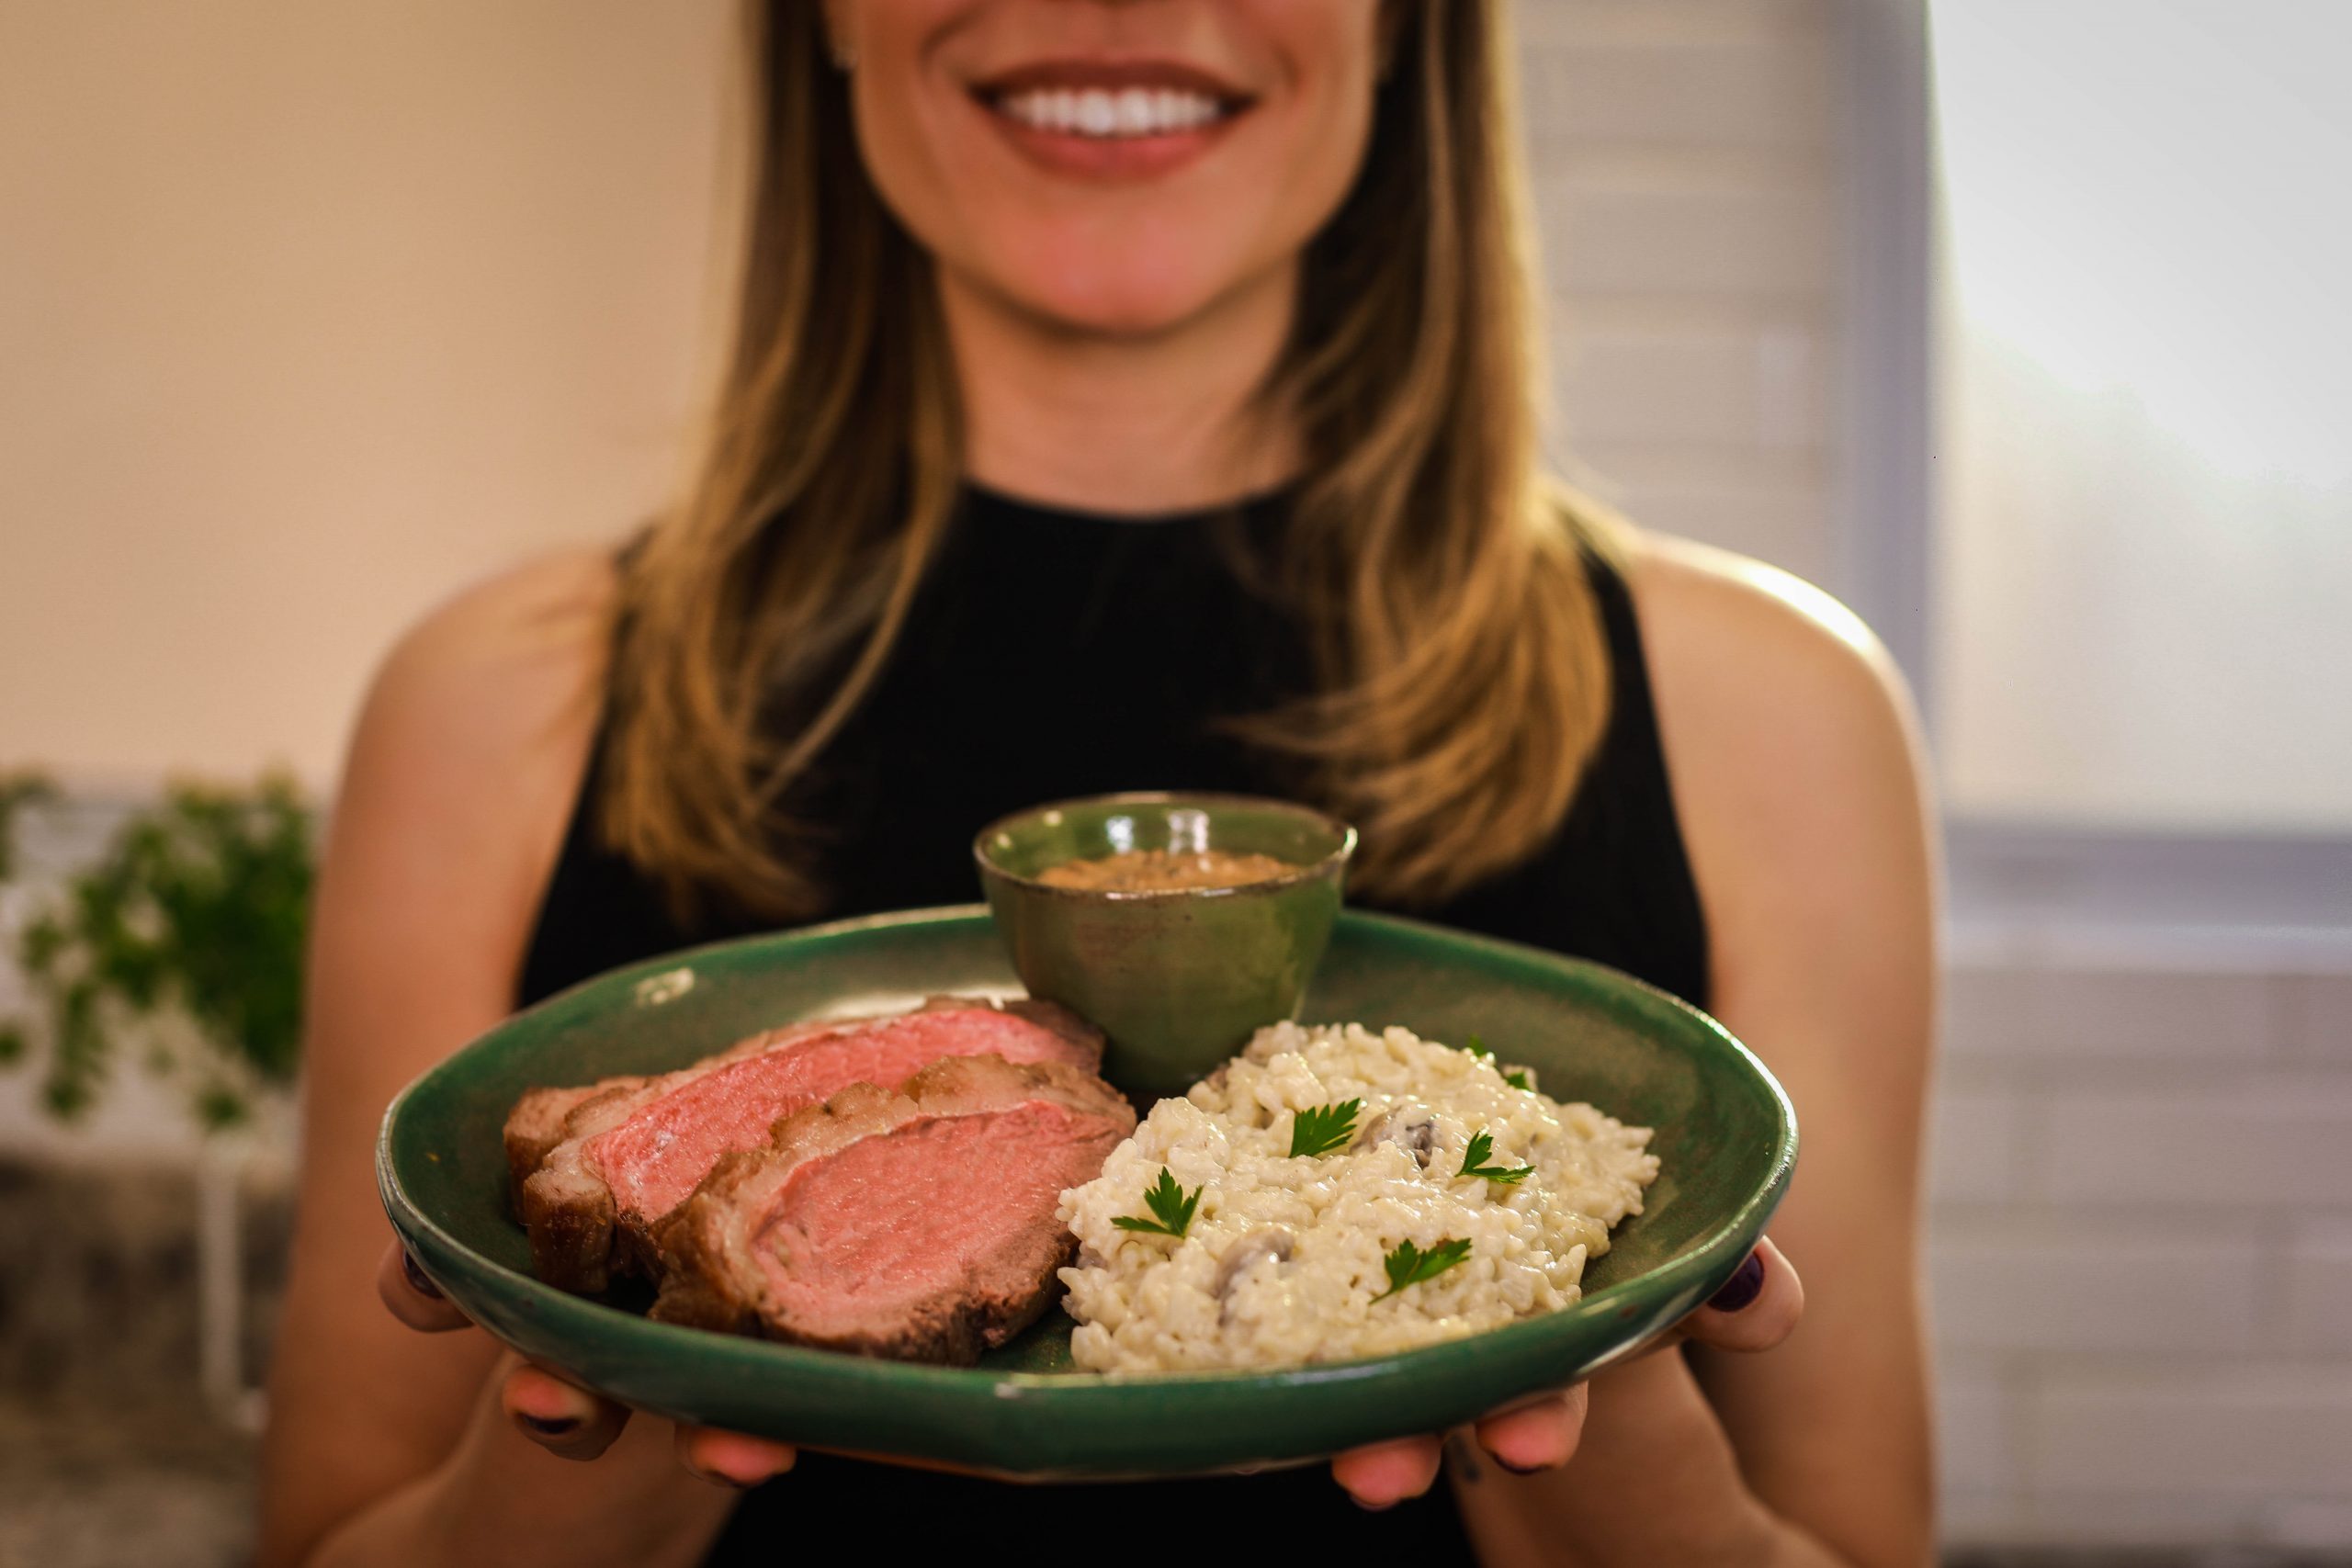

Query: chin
977,221,1272,338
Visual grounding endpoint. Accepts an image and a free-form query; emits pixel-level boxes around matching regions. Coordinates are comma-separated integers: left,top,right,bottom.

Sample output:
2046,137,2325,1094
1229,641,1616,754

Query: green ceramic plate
378,906,1795,1480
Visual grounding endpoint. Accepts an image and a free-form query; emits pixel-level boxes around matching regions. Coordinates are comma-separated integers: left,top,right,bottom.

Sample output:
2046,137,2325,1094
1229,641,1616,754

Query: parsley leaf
1462,1033,1493,1060
1374,1236,1473,1301
1460,1129,1534,1184
1288,1098,1363,1158
1111,1167,1200,1238
1503,1068,1532,1091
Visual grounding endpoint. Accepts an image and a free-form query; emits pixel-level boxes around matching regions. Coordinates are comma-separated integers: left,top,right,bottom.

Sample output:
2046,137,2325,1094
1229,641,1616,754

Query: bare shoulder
364,547,618,751
1620,533,1936,999
328,547,620,931
1625,533,1918,773
305,543,620,1086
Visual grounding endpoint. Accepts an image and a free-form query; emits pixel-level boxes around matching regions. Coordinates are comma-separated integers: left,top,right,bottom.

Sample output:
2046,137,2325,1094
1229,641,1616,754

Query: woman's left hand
1329,1235,1805,1507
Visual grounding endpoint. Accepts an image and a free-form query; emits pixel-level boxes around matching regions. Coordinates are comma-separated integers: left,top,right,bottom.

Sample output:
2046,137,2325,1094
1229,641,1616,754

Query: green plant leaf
194,1085,249,1131
40,1075,92,1120
6,773,317,1129
19,913,64,976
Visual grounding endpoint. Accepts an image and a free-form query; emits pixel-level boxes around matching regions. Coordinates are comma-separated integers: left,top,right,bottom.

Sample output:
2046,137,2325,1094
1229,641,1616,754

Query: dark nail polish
1707,1251,1766,1314
517,1413,579,1438
401,1251,443,1300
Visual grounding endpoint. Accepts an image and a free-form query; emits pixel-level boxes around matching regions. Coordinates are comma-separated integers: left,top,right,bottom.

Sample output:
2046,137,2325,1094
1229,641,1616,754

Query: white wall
1523,0,1843,590
1931,959,2352,1547
0,0,732,789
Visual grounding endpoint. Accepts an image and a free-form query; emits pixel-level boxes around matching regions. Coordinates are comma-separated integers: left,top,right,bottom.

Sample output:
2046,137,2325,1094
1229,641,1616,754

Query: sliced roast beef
508,996,1102,1292
650,1053,1134,1363
503,1082,620,1197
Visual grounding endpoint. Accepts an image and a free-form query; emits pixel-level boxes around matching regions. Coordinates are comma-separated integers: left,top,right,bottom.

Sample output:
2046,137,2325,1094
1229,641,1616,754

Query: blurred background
2,1,2346,1562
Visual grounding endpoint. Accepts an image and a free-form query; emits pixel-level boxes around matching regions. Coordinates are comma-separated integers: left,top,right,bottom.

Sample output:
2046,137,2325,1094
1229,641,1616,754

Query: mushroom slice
1356,1105,1437,1168
1211,1226,1297,1301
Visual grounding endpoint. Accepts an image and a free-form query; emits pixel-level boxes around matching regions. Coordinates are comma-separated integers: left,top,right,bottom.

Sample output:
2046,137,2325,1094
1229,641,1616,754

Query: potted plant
0,770,315,1427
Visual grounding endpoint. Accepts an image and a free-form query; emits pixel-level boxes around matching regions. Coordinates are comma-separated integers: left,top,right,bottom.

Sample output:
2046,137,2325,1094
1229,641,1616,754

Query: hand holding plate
1324,1237,1801,1508
376,1239,797,1484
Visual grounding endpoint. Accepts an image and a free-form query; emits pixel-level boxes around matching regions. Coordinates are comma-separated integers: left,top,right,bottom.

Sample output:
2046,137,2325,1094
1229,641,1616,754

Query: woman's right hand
375,1240,799,1489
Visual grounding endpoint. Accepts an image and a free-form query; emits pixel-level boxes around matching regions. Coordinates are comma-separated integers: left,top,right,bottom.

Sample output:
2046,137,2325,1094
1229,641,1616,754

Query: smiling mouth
986,83,1238,139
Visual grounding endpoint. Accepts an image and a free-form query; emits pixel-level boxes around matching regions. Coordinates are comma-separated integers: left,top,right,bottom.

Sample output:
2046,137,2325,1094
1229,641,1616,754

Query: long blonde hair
602,1,1621,920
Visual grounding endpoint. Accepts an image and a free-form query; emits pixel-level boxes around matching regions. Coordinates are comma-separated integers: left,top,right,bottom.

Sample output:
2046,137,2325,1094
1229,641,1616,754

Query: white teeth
996,84,1226,139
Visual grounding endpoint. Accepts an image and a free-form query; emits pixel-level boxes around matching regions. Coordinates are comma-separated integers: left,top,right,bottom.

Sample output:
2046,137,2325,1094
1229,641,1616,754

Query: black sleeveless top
516,485,1709,1563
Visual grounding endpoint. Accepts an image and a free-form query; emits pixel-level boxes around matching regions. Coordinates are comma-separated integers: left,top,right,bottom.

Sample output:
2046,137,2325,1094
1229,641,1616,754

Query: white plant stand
196,1129,269,1433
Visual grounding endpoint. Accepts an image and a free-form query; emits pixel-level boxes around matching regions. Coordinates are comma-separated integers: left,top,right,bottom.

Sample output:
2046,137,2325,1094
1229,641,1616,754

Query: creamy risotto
1057,1021,1659,1372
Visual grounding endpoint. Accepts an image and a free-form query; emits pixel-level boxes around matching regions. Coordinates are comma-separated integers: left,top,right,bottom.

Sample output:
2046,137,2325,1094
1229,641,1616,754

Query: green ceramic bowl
379,905,1796,1481
973,791,1356,1096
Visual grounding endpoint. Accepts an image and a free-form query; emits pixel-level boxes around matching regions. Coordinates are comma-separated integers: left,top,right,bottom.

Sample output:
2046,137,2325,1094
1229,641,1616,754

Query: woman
259,3,1935,1564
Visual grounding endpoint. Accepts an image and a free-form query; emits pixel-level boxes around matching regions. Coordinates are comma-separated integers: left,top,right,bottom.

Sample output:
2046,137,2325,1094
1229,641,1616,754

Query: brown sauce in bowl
1035,847,1300,892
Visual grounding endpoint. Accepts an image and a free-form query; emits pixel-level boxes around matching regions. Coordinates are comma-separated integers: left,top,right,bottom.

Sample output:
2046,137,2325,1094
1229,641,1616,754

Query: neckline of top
960,479,1292,530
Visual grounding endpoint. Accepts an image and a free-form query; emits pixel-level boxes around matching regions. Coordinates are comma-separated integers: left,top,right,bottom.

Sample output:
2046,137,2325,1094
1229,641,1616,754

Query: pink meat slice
507,996,1102,1293
753,1104,1096,1335
650,1054,1135,1362
587,1008,1086,1225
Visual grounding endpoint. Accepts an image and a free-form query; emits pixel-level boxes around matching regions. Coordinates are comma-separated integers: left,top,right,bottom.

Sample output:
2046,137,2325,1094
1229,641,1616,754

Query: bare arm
256,552,742,1568
1458,538,1938,1568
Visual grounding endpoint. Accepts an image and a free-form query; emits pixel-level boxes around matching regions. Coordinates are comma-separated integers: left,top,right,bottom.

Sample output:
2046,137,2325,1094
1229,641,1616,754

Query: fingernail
401,1251,443,1300
1707,1251,1766,1314
1351,1495,1397,1512
516,1413,579,1438
1495,1456,1547,1476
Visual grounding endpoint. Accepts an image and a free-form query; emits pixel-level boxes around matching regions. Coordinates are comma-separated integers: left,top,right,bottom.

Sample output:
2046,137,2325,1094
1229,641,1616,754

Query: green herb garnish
1288,1098,1363,1158
1459,1129,1534,1184
1463,1033,1493,1060
1374,1236,1473,1301
1503,1068,1532,1091
1111,1168,1200,1238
